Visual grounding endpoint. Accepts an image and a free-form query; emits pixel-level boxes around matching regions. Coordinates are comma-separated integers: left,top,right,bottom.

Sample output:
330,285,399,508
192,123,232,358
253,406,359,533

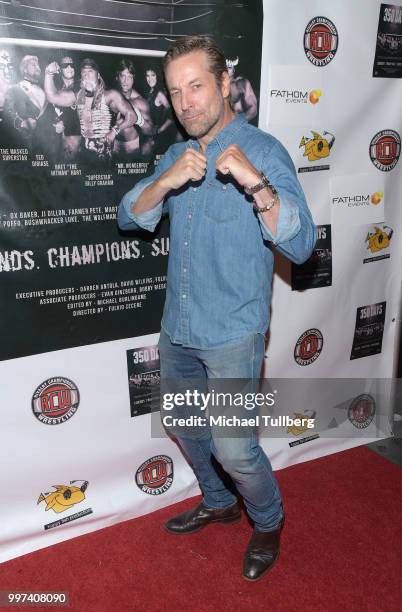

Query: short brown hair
163,35,227,86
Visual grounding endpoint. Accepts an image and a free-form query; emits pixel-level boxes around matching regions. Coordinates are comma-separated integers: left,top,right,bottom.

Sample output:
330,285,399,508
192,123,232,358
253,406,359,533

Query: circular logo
135,455,173,495
348,394,376,429
369,130,401,172
32,377,80,425
304,17,338,66
294,329,323,366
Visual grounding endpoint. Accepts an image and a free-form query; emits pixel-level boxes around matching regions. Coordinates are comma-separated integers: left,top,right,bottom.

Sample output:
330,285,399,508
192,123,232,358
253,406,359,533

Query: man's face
81,66,99,92
118,68,134,93
165,50,229,139
0,50,13,82
227,65,235,79
25,57,41,81
60,57,75,80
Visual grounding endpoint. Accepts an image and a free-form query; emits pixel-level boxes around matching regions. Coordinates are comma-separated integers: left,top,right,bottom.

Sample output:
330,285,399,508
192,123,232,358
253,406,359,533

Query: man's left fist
215,144,260,189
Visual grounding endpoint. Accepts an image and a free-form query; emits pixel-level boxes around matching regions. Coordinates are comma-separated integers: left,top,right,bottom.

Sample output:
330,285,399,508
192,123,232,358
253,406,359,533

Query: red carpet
1,445,401,611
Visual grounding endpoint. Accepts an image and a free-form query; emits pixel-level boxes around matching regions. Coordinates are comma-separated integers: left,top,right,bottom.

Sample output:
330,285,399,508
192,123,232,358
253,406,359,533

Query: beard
81,78,97,93
179,96,224,138
25,71,40,84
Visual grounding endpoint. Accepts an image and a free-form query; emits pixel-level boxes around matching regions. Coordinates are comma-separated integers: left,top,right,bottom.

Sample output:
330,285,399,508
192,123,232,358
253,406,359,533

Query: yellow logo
309,89,322,104
37,481,88,514
370,191,384,205
365,226,393,253
287,412,315,436
299,130,335,161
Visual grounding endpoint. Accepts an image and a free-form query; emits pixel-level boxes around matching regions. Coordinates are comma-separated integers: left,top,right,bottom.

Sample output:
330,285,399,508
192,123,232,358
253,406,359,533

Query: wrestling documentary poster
373,4,402,78
350,301,386,360
291,224,332,290
0,1,263,360
126,344,160,418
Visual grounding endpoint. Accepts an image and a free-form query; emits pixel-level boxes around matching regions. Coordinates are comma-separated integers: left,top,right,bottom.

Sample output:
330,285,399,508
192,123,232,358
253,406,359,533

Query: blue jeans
158,328,283,532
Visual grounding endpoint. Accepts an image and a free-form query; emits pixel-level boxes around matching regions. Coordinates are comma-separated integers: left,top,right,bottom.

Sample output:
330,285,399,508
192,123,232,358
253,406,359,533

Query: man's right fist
45,62,60,75
161,148,207,191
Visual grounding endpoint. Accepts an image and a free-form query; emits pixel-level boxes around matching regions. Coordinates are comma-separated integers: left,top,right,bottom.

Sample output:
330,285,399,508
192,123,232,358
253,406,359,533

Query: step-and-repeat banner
0,0,400,562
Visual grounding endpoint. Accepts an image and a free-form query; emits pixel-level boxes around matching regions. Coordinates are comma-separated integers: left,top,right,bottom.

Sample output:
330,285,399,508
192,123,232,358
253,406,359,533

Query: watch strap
244,173,278,196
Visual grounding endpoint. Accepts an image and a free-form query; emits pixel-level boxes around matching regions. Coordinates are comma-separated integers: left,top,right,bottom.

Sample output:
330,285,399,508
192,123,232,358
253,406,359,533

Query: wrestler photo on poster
0,41,175,361
0,43,182,169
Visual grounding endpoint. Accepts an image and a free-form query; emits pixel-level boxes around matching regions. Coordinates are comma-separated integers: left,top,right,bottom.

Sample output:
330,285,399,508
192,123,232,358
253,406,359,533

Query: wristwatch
244,172,278,196
245,173,279,213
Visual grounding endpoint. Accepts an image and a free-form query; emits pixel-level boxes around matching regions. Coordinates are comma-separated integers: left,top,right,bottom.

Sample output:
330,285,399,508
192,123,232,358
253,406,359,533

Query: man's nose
180,91,191,112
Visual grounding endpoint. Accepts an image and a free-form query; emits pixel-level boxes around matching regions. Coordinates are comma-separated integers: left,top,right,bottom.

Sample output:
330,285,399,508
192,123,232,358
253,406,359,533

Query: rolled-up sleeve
258,140,317,264
117,148,173,232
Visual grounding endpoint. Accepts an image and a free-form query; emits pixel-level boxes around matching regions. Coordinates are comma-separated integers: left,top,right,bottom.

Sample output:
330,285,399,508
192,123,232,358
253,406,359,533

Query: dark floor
369,335,402,467
366,436,402,468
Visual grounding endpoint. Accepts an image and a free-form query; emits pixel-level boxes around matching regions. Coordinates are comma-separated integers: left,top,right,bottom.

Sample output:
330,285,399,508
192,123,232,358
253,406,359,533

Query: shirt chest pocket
204,180,243,223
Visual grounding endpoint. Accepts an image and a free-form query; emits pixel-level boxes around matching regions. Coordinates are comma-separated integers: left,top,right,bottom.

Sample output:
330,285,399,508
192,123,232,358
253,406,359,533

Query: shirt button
192,187,197,192
188,214,192,219
222,185,227,190
182,294,186,299
183,268,187,272
184,241,188,246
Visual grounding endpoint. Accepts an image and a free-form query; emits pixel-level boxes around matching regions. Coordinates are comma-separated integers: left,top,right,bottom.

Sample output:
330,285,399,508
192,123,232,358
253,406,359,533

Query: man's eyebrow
169,78,202,91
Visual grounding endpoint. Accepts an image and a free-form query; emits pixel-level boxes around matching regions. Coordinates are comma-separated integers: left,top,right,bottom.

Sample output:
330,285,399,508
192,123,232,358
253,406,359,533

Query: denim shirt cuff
259,194,301,245
119,179,163,232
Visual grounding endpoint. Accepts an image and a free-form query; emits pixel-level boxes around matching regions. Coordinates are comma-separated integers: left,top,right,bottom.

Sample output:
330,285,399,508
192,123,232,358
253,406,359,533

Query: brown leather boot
165,501,241,534
242,515,285,581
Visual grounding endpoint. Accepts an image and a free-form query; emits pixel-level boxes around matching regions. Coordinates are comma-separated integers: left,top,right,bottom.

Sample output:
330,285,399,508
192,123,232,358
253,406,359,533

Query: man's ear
221,70,231,99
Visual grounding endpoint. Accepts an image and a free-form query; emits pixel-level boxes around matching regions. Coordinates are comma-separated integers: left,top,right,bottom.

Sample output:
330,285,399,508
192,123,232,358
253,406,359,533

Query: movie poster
0,1,263,361
350,301,386,360
373,4,402,78
126,344,160,418
291,224,332,290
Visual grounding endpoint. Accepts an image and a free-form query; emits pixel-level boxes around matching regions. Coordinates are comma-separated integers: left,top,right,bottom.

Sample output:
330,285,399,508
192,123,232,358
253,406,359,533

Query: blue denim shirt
118,113,317,348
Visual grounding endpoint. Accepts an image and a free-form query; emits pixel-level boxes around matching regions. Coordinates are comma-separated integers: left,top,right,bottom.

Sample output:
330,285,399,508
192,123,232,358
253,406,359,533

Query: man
0,49,14,121
226,56,258,121
44,58,135,161
118,36,316,581
44,56,81,161
115,59,154,159
3,55,47,147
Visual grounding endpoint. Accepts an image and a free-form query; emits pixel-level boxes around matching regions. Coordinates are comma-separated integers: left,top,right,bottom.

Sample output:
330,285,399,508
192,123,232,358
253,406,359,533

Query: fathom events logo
304,17,338,66
135,455,173,495
369,130,401,171
32,376,80,425
269,89,323,104
332,191,384,209
294,329,323,366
